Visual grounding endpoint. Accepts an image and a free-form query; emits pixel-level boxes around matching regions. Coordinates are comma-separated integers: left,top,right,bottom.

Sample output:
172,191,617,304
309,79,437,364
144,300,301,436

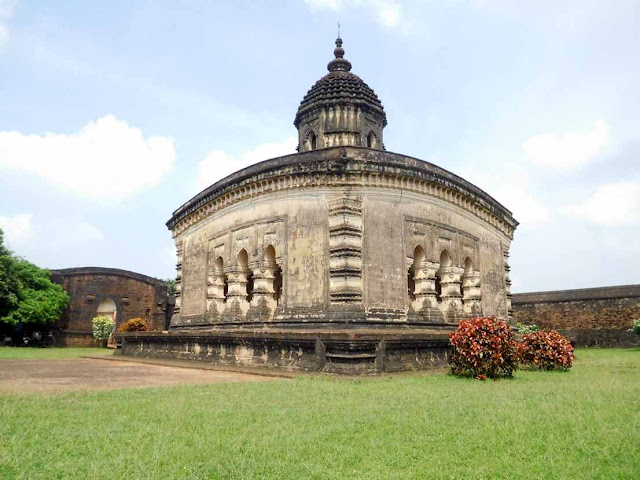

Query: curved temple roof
168,146,518,235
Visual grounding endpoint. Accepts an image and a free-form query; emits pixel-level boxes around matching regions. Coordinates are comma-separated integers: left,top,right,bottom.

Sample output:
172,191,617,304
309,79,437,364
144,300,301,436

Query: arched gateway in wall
51,267,171,346
118,37,518,374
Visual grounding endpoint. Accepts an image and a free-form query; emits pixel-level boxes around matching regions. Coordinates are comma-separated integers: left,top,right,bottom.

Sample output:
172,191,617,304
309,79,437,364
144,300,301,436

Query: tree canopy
0,229,69,326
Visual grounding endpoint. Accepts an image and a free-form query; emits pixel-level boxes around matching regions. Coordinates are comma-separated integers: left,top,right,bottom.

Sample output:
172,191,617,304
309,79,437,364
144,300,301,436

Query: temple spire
328,36,352,72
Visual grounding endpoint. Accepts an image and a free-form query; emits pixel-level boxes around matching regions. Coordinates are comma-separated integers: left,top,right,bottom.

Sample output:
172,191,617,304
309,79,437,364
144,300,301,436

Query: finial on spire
334,36,344,59
328,34,351,72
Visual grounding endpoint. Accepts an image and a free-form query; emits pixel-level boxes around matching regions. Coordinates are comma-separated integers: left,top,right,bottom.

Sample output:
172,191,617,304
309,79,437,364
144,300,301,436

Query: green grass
1,348,639,479
0,347,114,359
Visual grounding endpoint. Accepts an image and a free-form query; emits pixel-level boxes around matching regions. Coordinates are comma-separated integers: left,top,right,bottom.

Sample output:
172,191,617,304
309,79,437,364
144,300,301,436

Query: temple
118,37,518,373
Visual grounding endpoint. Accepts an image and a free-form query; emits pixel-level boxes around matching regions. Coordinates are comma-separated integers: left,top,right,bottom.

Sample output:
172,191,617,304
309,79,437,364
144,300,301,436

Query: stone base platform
116,322,455,375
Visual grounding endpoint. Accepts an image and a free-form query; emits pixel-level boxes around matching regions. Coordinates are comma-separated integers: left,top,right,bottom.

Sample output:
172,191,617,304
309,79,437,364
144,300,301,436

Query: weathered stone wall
170,147,514,327
118,326,451,374
52,268,170,347
512,285,640,347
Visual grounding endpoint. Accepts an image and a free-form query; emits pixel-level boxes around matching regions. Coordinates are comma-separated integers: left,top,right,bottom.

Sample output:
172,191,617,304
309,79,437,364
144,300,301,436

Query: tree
0,228,69,326
0,229,21,318
166,278,177,296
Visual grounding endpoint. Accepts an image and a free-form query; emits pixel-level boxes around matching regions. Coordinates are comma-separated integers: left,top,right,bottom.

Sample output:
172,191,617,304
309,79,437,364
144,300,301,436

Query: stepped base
117,323,454,375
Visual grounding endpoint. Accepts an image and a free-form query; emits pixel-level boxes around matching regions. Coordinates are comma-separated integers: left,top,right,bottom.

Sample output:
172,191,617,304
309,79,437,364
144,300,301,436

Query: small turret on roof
294,36,387,152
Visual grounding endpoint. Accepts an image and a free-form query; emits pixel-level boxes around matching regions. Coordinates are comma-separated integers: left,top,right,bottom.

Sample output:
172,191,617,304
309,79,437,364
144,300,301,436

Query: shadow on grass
446,371,517,382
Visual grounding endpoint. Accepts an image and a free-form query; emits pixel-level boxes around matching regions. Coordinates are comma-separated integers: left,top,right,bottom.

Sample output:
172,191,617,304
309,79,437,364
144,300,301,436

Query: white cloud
493,185,550,229
196,136,297,192
0,213,34,245
0,115,175,203
522,120,609,170
305,0,403,28
0,0,16,49
73,222,103,243
456,166,549,229
0,215,104,251
560,181,640,227
378,3,401,27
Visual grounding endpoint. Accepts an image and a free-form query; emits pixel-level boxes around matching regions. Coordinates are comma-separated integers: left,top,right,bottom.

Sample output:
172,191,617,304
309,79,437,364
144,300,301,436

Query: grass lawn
0,347,114,359
1,348,639,479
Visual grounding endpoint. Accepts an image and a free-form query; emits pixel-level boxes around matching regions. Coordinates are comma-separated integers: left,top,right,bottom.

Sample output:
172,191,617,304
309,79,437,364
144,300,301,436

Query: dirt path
0,358,280,394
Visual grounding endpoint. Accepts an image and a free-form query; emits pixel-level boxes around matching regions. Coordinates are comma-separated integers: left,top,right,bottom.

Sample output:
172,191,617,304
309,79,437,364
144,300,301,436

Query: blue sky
1,0,639,292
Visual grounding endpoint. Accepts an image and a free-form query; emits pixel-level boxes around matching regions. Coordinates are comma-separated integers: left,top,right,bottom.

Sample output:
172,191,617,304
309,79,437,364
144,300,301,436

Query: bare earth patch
0,358,279,394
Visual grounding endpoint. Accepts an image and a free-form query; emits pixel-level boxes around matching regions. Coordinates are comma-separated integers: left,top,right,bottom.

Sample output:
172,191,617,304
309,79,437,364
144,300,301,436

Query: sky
0,0,639,293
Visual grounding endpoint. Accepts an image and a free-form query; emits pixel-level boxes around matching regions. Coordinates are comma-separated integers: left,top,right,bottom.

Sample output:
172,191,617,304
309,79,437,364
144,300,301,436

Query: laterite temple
118,37,519,373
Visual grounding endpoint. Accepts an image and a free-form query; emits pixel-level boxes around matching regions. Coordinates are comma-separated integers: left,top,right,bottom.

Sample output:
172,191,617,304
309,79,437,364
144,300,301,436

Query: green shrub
629,319,640,335
92,315,114,342
517,323,540,334
117,317,148,333
517,330,574,371
449,317,518,380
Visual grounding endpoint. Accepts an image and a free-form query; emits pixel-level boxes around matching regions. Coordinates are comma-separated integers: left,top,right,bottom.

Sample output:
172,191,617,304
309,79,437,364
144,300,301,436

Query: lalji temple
118,37,518,374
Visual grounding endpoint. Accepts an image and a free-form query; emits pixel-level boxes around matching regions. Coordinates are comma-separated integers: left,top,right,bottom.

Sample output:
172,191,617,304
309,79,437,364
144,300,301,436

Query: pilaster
328,194,363,304
462,271,482,317
439,266,464,321
411,261,440,312
248,261,277,320
224,266,250,318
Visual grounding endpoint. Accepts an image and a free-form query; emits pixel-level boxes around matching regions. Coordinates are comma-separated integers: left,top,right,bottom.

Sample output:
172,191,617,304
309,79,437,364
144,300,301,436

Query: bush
517,330,574,371
449,317,518,379
117,317,148,333
92,315,114,342
629,319,640,335
517,322,540,334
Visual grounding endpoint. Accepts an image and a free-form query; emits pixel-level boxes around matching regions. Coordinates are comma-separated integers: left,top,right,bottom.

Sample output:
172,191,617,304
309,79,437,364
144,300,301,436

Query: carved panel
329,193,363,303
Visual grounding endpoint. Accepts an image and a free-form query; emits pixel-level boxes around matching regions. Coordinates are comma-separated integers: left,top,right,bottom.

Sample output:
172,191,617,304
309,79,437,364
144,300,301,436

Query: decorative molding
170,170,516,240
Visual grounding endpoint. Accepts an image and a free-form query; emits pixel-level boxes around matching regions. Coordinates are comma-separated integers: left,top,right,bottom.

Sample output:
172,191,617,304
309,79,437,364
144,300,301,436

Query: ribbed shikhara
328,194,363,304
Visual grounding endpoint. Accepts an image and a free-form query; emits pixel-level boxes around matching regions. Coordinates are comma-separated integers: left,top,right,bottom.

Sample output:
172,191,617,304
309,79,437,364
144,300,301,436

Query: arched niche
463,257,473,276
440,250,452,268
366,131,377,148
435,249,452,302
408,245,426,301
264,245,282,303
237,249,253,302
215,256,228,301
97,298,117,322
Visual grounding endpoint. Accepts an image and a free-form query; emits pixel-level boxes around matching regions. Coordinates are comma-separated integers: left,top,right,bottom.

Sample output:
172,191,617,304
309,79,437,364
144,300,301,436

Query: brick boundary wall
51,267,172,347
512,284,640,347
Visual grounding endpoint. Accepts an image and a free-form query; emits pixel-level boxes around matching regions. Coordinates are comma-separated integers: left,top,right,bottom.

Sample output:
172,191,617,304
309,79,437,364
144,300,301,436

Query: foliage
165,278,177,296
448,316,518,379
517,330,574,371
0,229,69,326
3,284,69,326
0,229,21,318
92,315,114,341
629,319,640,335
117,317,149,333
517,322,540,334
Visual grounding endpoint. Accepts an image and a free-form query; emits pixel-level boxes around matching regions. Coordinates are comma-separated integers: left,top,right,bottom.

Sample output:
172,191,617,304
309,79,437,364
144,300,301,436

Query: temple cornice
167,147,518,239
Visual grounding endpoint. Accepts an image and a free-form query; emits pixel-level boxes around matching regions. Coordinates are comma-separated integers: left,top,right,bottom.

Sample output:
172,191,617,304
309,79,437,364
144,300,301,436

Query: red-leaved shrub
517,330,574,371
449,317,518,379
117,317,149,333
